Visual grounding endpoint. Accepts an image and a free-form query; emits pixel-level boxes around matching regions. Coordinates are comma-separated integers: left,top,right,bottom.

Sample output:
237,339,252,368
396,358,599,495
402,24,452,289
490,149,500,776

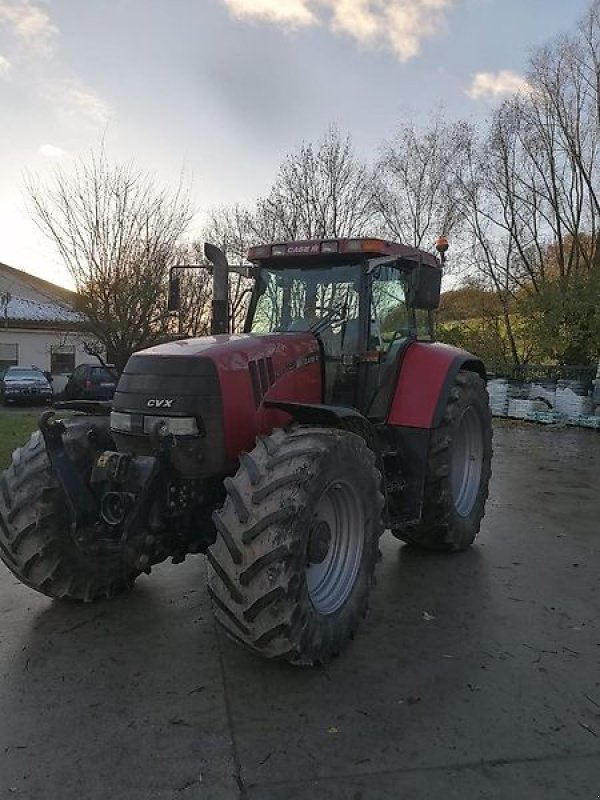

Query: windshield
250,264,361,335
5,369,43,379
91,367,116,381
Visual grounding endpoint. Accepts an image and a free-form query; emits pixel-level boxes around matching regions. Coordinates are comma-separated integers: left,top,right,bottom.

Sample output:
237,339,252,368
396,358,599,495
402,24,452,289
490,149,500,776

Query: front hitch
38,412,179,571
38,411,100,530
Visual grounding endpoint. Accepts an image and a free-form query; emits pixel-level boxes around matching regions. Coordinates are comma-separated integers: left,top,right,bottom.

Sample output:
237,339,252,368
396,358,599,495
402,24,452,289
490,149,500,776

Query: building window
50,345,75,375
0,343,18,376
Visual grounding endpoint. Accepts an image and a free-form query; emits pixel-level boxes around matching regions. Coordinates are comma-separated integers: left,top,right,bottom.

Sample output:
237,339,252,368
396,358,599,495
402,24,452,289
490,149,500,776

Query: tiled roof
1,295,82,324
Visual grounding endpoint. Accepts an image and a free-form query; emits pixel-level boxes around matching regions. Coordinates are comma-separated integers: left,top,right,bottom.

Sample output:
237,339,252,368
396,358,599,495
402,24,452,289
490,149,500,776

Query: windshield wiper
310,300,348,336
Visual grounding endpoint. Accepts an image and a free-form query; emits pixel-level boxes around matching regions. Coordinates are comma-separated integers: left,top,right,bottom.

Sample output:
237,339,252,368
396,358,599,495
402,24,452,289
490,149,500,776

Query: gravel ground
0,420,599,799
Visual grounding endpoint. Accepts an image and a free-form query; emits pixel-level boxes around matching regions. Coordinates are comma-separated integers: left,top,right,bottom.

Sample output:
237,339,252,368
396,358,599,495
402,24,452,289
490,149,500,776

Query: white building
0,262,99,394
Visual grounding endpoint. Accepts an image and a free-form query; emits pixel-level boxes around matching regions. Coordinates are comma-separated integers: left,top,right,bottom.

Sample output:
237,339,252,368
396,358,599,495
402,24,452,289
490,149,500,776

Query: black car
1,367,54,405
63,364,118,401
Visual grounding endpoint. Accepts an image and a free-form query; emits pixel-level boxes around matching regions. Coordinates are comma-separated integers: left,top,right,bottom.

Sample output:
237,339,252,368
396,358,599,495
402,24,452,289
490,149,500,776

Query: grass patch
0,411,41,470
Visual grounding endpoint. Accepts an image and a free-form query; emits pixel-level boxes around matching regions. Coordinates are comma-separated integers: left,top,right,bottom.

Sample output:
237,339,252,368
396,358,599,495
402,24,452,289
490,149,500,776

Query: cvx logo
147,399,174,409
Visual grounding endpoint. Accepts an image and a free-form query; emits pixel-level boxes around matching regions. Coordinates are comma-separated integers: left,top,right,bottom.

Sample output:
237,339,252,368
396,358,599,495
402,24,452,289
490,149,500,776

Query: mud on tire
393,370,492,552
208,426,384,665
0,418,139,601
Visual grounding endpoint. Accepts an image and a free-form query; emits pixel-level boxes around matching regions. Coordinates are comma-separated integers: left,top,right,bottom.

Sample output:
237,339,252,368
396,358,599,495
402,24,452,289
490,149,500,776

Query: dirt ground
0,420,599,799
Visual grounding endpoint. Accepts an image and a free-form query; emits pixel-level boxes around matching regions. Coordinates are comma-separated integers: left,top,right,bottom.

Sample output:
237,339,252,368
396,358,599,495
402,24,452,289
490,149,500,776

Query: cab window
369,266,412,352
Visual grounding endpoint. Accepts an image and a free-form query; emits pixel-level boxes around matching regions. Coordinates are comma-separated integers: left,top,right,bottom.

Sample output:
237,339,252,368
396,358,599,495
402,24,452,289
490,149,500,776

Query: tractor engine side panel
387,341,485,429
211,334,322,462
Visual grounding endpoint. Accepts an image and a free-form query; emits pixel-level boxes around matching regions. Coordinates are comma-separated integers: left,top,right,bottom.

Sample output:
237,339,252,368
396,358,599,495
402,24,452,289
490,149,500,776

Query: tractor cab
245,237,443,415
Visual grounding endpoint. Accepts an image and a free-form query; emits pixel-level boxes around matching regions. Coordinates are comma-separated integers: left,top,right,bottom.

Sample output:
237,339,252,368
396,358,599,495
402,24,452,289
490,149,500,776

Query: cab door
358,265,415,420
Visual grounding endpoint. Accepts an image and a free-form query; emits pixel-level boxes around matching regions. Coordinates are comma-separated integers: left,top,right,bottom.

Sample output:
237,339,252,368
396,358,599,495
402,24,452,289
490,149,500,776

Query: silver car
0,367,53,406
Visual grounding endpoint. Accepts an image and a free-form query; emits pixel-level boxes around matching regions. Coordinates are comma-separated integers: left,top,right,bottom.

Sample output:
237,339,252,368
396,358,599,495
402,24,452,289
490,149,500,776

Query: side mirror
168,275,180,312
407,263,442,310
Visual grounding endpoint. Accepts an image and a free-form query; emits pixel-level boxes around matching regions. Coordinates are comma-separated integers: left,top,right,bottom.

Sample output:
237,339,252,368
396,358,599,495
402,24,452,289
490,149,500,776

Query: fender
263,400,381,457
264,400,373,432
387,342,486,429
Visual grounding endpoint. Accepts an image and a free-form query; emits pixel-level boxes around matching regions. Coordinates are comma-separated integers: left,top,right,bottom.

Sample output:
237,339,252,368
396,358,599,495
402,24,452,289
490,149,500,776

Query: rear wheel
393,370,492,551
208,426,384,665
0,418,139,601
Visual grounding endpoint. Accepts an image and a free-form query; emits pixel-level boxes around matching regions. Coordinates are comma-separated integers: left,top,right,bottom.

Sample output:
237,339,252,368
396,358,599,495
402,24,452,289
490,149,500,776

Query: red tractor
0,237,492,665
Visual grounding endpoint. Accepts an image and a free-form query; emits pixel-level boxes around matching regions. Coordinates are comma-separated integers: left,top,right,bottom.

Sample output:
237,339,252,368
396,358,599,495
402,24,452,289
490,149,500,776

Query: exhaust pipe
167,243,230,335
204,243,229,336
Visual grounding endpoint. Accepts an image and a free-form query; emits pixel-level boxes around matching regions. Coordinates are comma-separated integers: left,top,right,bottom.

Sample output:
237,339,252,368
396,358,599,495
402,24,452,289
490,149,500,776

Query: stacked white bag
555,380,593,420
488,378,509,417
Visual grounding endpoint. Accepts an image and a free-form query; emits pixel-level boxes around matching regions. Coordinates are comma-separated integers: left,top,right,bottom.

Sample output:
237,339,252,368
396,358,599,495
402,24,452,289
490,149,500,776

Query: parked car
1,367,53,406
62,363,118,401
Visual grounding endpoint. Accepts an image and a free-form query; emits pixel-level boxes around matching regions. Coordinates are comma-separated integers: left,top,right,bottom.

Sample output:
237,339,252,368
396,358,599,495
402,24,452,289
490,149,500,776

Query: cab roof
247,237,440,270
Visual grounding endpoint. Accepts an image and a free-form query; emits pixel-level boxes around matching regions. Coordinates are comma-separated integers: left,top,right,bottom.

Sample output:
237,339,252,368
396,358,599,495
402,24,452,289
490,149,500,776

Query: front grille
111,353,226,478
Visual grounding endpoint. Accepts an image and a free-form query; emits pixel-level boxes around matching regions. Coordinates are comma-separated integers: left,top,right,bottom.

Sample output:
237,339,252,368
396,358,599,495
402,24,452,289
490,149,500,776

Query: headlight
143,415,199,436
110,411,199,436
110,411,136,433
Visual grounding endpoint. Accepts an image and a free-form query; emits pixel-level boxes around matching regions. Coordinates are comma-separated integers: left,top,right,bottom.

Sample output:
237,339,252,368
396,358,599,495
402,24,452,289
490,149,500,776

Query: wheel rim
305,480,365,615
450,406,484,517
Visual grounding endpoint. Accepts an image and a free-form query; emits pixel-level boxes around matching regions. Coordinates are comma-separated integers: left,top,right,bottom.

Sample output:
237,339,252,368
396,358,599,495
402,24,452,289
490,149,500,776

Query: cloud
467,70,530,101
0,0,58,56
224,0,317,26
0,54,12,77
38,143,67,158
62,84,112,124
328,0,379,42
220,0,455,61
39,80,112,125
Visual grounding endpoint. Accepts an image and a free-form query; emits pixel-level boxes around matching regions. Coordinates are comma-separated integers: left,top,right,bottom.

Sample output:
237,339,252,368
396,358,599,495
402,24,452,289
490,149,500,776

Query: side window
71,366,85,381
369,267,411,352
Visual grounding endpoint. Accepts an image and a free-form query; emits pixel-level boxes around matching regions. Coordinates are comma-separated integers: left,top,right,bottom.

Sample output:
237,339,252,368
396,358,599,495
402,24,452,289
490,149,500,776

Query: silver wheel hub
450,406,484,517
305,480,365,616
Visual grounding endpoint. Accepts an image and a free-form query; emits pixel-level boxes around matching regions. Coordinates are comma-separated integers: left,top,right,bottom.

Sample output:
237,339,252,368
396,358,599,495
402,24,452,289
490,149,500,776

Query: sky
0,0,591,288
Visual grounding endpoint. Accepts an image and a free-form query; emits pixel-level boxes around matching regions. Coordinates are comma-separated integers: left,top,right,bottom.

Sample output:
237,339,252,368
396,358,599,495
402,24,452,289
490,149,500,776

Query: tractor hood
111,332,322,477
132,332,316,362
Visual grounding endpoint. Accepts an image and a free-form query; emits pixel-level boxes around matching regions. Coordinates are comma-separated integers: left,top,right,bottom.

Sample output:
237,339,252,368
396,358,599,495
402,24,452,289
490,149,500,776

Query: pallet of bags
568,415,600,430
528,379,556,410
525,410,566,425
488,378,509,417
507,380,531,418
555,380,593,418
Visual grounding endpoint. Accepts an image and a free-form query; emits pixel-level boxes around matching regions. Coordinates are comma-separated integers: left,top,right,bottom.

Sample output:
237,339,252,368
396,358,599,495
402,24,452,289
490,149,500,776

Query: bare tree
26,148,193,369
254,126,376,241
450,0,600,368
198,129,376,332
454,129,525,366
373,116,471,251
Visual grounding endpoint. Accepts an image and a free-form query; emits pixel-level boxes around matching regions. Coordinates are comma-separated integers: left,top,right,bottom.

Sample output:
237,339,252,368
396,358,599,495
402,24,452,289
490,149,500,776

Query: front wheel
0,419,139,601
393,370,492,551
208,426,384,665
